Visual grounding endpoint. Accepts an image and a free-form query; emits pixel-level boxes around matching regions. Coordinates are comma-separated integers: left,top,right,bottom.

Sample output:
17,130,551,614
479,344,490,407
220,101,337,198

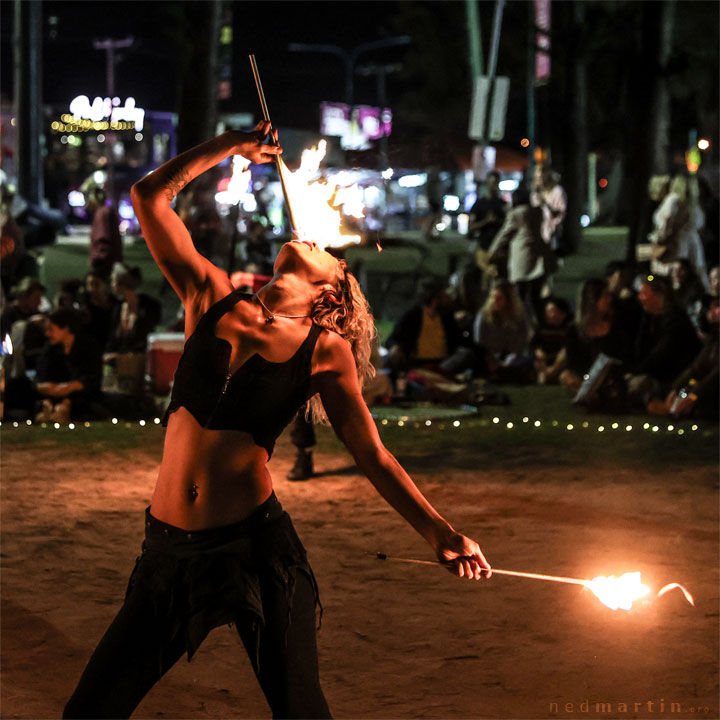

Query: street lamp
288,36,411,108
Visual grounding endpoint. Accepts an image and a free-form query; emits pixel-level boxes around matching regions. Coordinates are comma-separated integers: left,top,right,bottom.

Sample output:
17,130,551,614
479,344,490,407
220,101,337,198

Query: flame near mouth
280,140,364,250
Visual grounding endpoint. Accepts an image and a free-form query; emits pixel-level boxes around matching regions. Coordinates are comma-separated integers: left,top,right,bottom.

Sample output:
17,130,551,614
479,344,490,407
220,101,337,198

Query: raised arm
130,121,281,302
315,333,491,581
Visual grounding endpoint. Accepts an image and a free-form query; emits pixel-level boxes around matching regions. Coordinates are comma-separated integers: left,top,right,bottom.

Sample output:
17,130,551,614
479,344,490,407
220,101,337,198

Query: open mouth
292,239,315,251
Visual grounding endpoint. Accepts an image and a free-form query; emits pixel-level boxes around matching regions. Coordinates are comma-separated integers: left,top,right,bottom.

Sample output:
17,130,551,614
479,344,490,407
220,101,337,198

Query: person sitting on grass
385,276,465,379
35,309,104,423
647,297,718,421
530,296,572,385
104,264,162,396
560,278,634,394
473,280,532,384
624,275,701,411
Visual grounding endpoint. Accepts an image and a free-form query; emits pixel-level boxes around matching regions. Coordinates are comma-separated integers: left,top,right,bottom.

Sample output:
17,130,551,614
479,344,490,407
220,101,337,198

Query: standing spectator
35,309,104,422
531,166,567,253
647,174,708,289
82,183,123,280
487,186,557,323
468,171,508,251
473,281,532,382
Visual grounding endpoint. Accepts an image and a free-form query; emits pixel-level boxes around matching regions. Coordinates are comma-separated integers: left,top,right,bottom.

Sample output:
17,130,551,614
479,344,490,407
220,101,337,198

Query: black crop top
162,289,322,458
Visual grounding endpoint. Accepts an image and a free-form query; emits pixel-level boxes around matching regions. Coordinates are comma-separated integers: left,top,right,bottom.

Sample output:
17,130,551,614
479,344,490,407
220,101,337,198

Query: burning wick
374,553,694,611
376,242,384,252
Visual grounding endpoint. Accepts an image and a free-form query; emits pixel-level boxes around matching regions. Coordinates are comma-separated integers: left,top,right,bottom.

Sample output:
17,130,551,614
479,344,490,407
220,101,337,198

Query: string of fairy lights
0,416,704,436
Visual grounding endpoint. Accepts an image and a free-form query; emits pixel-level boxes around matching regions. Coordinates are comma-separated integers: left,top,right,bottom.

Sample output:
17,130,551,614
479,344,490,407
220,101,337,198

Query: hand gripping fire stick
249,54,298,234
373,553,694,611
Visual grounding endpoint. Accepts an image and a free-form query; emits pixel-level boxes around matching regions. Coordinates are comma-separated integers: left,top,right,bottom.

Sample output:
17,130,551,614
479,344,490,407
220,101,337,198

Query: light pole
92,36,133,205
14,0,43,205
356,62,402,167
288,36,411,108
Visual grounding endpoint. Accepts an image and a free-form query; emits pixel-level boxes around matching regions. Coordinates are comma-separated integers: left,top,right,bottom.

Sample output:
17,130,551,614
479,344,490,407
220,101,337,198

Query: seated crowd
382,256,717,422
1,263,161,423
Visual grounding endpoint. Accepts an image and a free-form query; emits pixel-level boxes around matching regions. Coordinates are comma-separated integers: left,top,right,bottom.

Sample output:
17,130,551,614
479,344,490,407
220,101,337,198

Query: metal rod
248,54,298,233
373,553,590,587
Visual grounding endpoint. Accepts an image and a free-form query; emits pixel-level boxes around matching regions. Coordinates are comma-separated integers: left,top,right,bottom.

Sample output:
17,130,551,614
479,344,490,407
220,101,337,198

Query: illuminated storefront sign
320,102,392,151
51,95,145,133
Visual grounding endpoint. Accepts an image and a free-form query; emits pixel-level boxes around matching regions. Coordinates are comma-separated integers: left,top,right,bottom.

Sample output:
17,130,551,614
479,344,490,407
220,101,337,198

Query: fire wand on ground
249,54,298,233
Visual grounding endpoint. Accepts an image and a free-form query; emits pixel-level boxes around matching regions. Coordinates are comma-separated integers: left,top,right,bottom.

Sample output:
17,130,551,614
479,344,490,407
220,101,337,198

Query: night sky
3,1,428,128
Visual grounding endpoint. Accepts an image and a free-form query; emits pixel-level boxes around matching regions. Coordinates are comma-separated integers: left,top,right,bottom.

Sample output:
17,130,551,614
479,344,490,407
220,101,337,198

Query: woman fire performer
63,122,491,719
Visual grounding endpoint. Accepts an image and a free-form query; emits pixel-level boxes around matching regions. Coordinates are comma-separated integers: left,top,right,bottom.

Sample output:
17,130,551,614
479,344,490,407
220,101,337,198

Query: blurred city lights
520,138,530,147
68,190,85,207
398,173,427,188
698,138,710,150
381,168,394,180
580,214,590,227
598,178,608,188
443,195,460,212
498,179,519,192
135,133,143,141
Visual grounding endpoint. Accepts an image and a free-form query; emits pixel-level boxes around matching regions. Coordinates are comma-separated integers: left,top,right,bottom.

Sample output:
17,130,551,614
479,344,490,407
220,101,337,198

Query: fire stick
248,54,298,233
374,552,589,587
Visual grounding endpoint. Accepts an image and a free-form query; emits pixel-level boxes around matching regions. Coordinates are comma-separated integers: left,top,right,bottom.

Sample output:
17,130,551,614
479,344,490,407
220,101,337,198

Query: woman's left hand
436,532,492,581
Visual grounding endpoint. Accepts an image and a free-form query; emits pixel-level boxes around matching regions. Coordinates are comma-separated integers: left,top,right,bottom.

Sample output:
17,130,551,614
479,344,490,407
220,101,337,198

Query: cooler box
147,332,186,395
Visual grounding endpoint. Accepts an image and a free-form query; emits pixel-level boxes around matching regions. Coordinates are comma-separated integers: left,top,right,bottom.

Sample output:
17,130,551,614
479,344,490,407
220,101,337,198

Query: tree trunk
176,0,222,154
652,0,675,174
564,1,587,255
621,0,675,265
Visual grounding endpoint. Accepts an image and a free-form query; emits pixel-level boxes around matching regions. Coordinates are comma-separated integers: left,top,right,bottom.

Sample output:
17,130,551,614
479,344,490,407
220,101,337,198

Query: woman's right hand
435,530,492,581
230,121,282,164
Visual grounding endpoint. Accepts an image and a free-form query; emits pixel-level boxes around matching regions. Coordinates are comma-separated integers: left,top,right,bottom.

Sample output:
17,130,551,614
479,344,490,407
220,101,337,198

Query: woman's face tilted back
273,239,343,289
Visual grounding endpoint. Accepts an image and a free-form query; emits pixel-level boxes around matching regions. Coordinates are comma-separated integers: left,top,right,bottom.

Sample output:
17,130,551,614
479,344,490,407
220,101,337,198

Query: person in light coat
487,186,557,323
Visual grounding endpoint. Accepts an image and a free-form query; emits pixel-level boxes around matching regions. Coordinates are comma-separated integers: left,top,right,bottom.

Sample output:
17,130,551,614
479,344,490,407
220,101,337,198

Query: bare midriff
150,407,274,531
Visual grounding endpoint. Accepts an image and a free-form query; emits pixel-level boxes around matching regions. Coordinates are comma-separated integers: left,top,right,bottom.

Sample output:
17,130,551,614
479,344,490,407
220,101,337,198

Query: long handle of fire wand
373,552,590,588
249,54,298,234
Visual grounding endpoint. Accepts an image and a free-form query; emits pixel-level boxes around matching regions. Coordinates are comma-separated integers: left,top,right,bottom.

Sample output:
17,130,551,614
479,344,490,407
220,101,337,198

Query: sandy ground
1,438,717,720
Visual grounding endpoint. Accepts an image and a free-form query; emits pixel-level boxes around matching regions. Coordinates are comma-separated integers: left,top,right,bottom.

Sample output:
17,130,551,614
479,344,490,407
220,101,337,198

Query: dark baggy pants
63,494,331,719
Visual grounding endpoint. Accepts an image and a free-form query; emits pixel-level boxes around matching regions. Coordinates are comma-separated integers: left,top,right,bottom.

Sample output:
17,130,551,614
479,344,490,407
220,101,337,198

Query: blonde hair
648,175,670,202
307,260,376,424
482,281,525,324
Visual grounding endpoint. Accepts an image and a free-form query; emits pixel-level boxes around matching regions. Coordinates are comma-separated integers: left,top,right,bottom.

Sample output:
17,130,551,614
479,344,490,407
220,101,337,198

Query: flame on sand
279,140,364,250
585,573,694,610
585,572,650,611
